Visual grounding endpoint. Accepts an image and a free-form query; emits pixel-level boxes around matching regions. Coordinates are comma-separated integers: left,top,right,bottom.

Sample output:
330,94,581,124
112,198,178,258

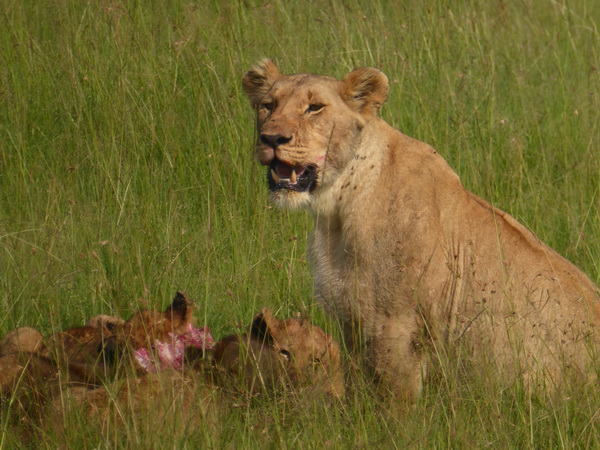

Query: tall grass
1,0,599,447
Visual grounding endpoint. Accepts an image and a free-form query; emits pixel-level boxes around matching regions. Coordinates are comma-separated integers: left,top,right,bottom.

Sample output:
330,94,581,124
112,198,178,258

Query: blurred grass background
1,0,599,447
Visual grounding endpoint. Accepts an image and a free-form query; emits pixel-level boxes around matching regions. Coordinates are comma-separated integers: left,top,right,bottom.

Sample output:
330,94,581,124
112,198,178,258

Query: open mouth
267,158,317,193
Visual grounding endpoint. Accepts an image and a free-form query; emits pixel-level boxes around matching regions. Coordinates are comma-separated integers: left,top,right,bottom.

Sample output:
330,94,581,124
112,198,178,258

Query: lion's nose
260,133,292,148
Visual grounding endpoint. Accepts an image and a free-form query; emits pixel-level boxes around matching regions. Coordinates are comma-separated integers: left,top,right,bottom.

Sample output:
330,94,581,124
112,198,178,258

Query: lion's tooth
291,169,297,184
271,169,280,183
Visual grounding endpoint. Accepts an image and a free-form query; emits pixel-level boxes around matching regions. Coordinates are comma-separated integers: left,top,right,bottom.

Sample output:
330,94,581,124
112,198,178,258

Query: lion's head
243,59,389,209
213,308,344,398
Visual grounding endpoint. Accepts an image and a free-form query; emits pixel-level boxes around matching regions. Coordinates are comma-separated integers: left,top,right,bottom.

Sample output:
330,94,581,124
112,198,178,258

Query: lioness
243,59,600,402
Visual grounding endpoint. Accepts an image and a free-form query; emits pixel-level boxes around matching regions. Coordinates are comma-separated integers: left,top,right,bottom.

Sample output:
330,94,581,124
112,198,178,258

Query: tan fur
51,371,218,437
0,321,119,396
0,327,44,355
0,292,193,400
213,308,344,398
0,319,123,400
109,291,194,355
41,326,112,371
0,293,194,435
85,314,125,336
0,320,122,428
0,315,123,360
243,59,600,402
51,308,343,434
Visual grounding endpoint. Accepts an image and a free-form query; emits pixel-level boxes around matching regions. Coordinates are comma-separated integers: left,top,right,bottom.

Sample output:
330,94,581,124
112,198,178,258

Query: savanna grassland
1,0,599,447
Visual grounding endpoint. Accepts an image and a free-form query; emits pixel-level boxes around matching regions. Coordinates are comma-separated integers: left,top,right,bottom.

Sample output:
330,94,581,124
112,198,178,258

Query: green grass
1,0,599,447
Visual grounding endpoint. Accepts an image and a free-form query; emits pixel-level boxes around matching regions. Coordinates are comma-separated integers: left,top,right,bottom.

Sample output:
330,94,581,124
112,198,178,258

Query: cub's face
265,314,344,398
243,59,389,209
213,308,344,398
105,291,194,361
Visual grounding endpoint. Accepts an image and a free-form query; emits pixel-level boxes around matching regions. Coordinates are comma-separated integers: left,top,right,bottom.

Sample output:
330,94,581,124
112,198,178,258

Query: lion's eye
279,349,291,360
261,102,275,112
306,103,324,113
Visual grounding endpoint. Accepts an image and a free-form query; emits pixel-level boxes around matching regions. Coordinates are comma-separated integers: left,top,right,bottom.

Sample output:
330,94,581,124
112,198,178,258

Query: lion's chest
309,207,433,331
310,226,357,322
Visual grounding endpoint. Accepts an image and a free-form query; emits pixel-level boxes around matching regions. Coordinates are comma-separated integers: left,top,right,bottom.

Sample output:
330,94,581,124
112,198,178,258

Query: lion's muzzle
267,157,316,193
260,133,292,149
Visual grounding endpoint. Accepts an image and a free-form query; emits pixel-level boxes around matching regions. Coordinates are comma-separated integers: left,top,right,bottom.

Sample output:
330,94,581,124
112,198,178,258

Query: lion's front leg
363,315,427,406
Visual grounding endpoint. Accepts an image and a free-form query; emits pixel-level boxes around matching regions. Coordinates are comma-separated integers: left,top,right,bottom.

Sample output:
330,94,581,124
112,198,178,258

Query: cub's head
214,308,344,398
107,291,195,358
243,59,388,209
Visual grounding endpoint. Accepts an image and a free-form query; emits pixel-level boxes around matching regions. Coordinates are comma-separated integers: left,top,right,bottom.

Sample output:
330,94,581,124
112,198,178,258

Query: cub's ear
242,58,281,108
165,291,194,322
342,67,389,117
250,308,284,344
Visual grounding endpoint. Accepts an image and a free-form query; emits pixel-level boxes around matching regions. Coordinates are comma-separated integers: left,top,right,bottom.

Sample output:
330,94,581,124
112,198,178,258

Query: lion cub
0,316,124,392
0,292,193,423
52,307,343,434
213,308,344,398
0,314,123,428
103,290,198,364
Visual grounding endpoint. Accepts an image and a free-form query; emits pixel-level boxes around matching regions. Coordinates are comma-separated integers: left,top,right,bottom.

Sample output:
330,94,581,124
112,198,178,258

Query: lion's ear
165,291,194,324
250,308,284,343
342,67,389,117
242,59,281,108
